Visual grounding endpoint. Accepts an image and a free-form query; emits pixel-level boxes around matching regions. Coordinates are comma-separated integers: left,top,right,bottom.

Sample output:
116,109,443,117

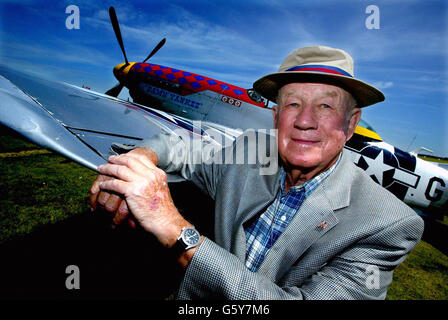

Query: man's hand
95,151,191,248
89,147,158,228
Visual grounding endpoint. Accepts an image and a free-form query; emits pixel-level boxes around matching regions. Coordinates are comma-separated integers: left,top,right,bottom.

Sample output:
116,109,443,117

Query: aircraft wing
0,65,228,182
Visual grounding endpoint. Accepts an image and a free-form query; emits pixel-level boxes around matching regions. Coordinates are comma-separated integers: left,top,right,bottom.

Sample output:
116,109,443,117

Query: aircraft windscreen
358,119,377,132
247,88,265,104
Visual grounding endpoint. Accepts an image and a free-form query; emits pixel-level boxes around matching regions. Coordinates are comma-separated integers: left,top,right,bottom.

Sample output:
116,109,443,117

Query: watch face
182,227,200,246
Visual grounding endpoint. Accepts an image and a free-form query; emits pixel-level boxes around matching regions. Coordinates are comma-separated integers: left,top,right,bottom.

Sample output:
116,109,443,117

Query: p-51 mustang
0,7,446,220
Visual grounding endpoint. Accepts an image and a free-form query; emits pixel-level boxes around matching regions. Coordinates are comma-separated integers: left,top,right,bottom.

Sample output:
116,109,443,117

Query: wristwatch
171,226,202,257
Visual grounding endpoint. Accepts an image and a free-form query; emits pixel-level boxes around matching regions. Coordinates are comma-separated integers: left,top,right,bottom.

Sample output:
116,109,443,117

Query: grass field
0,130,447,300
418,155,448,164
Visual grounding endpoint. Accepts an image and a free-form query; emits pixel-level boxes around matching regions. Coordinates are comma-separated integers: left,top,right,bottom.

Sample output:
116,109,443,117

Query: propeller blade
105,83,124,97
109,6,128,64
142,38,166,63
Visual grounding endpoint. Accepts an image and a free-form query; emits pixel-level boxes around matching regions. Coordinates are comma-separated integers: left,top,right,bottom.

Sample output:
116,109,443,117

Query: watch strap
171,237,188,257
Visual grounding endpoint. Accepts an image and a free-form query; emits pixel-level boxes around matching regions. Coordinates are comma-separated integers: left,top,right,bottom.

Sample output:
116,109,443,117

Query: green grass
418,155,448,164
1,131,447,299
386,241,448,299
0,133,97,243
0,128,42,153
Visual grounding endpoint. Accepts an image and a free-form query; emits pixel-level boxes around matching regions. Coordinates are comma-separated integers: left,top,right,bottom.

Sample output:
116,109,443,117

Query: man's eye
289,103,299,107
321,104,331,109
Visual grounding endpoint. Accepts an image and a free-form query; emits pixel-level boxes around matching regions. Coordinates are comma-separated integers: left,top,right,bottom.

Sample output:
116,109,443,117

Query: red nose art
128,62,265,107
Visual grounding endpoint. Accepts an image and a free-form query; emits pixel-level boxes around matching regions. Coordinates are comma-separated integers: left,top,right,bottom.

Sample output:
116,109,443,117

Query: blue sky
1,0,447,156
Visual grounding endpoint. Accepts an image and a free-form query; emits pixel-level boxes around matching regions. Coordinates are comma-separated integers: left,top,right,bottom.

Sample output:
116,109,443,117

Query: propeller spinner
105,6,166,97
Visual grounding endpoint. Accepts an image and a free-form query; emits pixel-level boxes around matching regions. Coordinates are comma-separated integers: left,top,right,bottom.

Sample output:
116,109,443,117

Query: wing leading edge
0,66,228,182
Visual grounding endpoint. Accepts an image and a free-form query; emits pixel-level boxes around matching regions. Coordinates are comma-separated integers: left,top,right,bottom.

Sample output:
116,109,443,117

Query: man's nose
293,105,318,130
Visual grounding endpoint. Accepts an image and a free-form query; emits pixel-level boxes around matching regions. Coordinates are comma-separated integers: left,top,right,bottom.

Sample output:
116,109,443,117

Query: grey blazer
141,132,424,300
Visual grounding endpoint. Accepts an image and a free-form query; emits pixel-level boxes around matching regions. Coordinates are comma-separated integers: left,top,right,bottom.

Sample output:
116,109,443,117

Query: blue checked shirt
244,154,341,272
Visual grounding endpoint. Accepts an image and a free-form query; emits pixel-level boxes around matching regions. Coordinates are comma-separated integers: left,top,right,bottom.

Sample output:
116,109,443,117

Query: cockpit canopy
247,88,266,104
358,119,377,132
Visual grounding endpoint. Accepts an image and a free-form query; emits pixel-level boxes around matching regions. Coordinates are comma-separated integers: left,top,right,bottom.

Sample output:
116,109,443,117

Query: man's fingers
91,149,162,229
109,153,158,171
117,200,129,216
90,174,114,209
97,190,111,207
89,176,105,209
98,162,137,182
125,148,158,168
99,178,128,196
113,200,130,226
90,177,101,195
104,193,124,213
89,182,100,210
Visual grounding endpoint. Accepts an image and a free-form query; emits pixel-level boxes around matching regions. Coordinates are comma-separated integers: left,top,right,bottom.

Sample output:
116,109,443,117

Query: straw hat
253,46,385,107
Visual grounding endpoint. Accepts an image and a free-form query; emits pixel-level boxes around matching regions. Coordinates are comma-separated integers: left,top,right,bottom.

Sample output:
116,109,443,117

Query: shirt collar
279,152,342,197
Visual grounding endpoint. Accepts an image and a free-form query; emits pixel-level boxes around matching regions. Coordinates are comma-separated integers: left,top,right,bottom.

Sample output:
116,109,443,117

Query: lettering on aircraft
425,177,446,202
140,83,202,109
221,95,242,107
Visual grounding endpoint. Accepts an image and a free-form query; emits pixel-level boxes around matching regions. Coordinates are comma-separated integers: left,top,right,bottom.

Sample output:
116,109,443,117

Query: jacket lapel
257,186,339,280
230,166,281,260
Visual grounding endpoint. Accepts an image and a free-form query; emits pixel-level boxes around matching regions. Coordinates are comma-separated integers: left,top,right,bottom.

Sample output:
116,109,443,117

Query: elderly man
90,46,424,299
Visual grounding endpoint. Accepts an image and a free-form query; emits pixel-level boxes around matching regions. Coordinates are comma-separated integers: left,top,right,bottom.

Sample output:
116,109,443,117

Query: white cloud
0,40,114,67
371,81,394,89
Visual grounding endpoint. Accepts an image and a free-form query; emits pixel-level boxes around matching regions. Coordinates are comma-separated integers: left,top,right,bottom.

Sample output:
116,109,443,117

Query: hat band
286,64,353,77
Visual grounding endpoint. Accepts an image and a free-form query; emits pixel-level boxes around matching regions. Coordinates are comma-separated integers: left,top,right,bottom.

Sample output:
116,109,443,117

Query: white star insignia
361,150,395,186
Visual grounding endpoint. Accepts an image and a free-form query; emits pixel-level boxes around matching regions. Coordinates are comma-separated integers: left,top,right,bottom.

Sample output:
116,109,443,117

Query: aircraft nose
113,62,136,81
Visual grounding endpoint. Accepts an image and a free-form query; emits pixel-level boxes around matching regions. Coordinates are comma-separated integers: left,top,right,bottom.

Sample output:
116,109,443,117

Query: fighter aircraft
104,7,271,132
0,6,446,220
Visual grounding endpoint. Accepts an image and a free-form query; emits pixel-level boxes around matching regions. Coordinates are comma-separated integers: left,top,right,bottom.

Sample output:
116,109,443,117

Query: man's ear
272,105,279,129
346,108,362,141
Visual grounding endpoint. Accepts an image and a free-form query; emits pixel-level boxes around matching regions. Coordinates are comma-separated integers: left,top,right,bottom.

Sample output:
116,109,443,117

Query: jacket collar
319,150,353,211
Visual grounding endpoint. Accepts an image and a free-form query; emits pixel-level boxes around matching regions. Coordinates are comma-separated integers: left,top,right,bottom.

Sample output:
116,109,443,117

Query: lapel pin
318,221,328,230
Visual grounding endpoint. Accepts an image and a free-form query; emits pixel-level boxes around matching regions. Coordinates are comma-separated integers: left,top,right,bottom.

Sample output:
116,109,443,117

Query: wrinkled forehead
278,82,351,105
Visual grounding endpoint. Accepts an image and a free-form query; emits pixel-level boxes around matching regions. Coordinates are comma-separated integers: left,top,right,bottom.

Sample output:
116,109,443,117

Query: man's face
273,82,361,173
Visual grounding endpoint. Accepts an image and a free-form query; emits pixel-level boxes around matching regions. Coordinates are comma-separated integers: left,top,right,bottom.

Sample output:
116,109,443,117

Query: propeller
109,6,128,64
143,38,166,63
105,83,124,97
105,6,167,97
